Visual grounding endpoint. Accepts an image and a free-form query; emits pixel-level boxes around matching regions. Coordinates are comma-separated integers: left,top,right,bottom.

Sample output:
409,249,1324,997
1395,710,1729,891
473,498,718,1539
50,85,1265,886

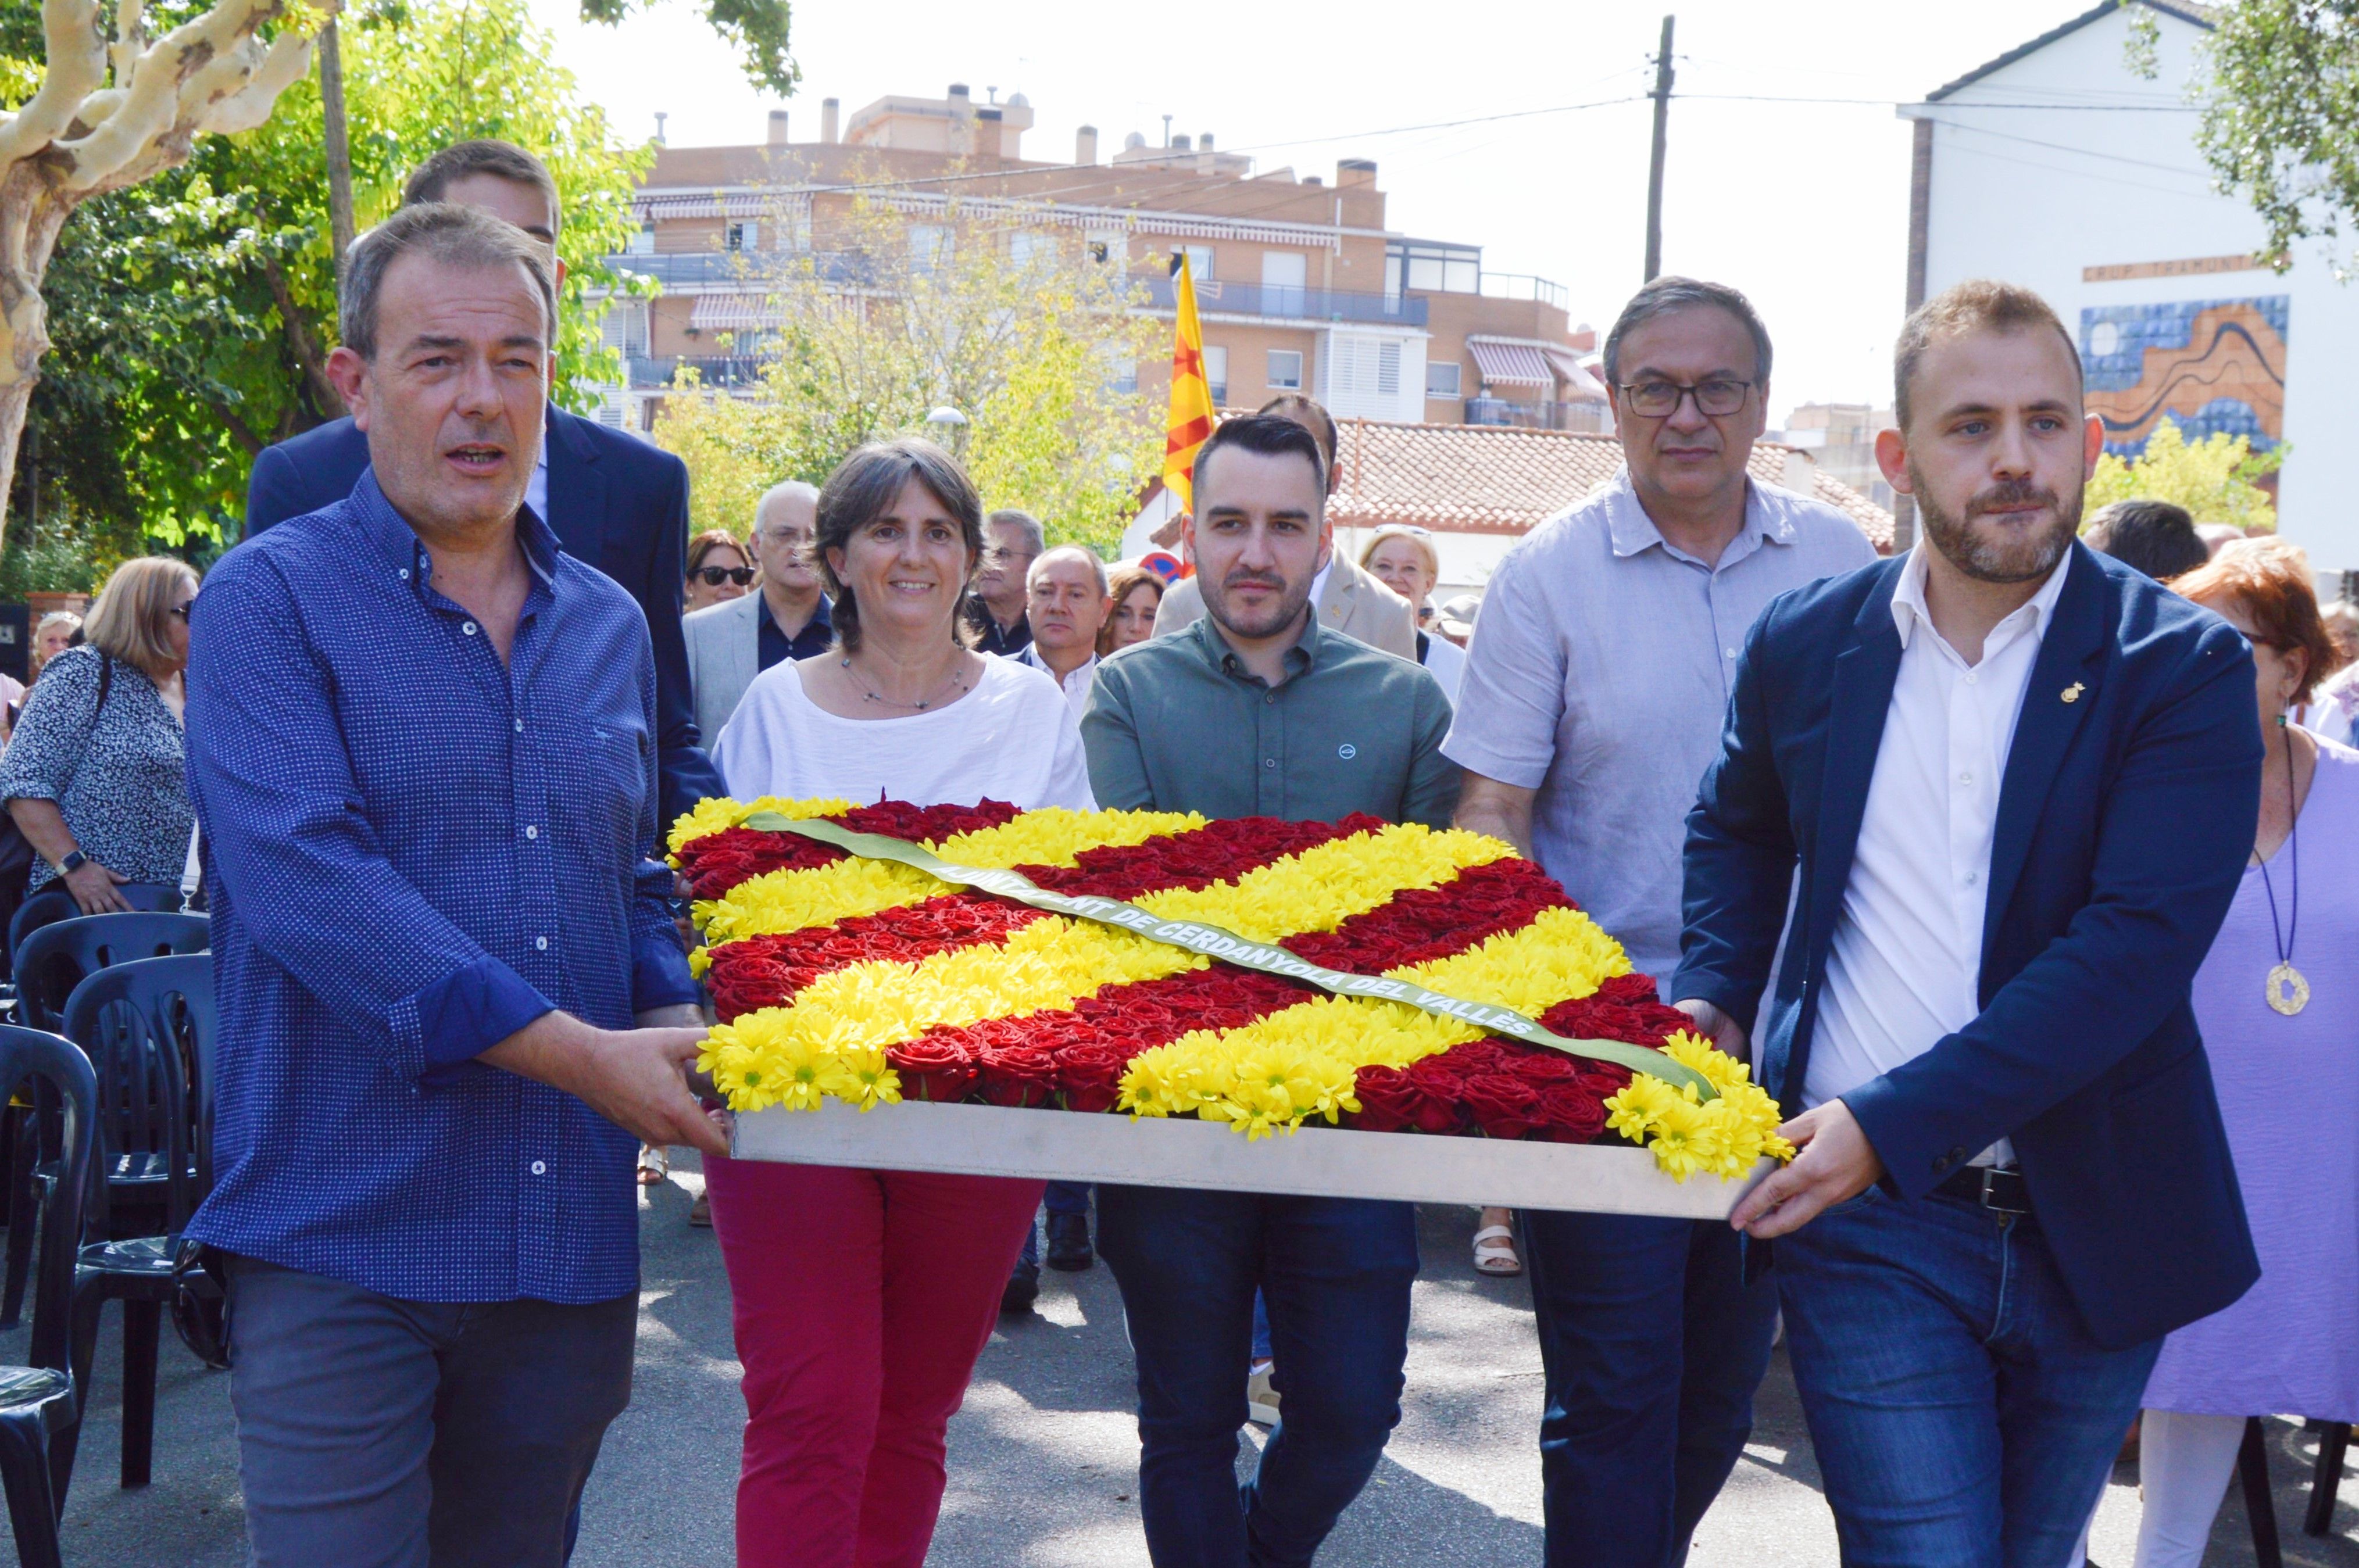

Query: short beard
1910,460,2082,585
1205,566,1314,643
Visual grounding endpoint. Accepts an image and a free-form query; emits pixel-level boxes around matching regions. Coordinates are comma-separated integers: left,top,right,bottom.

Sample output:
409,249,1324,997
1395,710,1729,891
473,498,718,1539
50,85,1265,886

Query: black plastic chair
60,955,215,1492
2,914,208,1329
5,885,186,989
2307,1419,2350,1535
0,1028,97,1568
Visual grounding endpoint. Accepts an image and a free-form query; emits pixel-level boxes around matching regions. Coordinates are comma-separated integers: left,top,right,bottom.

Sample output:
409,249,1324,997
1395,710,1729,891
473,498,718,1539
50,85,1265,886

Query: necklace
2257,719,2308,1016
839,652,970,712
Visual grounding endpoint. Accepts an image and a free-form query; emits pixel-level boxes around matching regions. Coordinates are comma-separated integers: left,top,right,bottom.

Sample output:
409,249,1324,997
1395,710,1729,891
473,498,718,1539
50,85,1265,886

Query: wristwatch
58,850,87,875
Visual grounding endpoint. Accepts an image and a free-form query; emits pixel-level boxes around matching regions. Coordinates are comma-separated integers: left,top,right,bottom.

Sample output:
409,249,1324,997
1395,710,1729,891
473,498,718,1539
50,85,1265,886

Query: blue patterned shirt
184,471,699,1305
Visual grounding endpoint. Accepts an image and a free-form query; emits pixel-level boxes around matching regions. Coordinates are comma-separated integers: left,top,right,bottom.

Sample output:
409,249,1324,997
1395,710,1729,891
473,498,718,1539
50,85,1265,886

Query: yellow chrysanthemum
668,795,853,860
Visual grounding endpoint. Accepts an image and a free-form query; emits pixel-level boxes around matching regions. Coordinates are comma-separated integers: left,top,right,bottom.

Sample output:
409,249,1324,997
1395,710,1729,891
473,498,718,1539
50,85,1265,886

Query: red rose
1507,1050,1582,1086
1349,1065,1444,1133
1055,1043,1131,1114
1459,1073,1544,1140
888,1037,979,1102
1399,1058,1471,1131
976,1043,1060,1108
1537,1083,1609,1144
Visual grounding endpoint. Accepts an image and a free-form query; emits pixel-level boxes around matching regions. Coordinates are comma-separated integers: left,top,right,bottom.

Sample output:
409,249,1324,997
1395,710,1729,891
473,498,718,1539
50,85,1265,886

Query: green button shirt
1082,614,1460,828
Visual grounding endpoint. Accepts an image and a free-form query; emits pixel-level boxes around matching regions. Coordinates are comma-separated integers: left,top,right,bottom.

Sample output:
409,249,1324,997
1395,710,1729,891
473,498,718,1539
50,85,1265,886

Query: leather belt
1933,1164,2032,1216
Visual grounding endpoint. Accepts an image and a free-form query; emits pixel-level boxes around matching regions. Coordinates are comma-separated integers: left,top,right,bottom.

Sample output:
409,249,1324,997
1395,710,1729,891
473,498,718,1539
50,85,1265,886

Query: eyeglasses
978,546,1038,567
694,566,756,588
1617,377,1755,418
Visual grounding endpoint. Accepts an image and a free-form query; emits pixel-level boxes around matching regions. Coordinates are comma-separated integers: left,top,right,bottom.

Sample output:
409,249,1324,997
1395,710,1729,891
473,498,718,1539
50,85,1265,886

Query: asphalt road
13,1158,2358,1566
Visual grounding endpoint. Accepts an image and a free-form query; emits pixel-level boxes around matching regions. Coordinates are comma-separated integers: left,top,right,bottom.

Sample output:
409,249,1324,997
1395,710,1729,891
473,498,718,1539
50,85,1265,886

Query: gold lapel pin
2061,682,2085,704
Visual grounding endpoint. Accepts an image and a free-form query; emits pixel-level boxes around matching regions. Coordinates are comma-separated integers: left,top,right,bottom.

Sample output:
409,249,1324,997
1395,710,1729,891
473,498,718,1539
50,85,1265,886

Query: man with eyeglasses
684,481,831,746
966,509,1043,655
1444,276,1877,1567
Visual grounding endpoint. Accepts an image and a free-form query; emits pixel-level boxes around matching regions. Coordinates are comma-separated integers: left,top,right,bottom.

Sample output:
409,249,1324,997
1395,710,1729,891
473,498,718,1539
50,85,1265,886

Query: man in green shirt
1081,414,1457,1567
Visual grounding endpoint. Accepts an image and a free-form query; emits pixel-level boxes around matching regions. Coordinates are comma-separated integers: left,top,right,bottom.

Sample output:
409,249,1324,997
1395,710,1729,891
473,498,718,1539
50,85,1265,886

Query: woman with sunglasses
0,557,199,914
686,529,757,614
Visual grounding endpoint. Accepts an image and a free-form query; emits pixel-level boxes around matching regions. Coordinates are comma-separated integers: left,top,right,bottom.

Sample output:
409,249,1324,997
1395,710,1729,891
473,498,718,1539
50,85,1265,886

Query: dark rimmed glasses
1617,377,1756,418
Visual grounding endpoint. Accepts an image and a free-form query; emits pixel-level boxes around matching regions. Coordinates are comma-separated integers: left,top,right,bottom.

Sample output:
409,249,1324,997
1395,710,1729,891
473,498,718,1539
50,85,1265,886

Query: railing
1477,273,1570,312
627,355,768,389
1140,274,1428,327
1464,396,1609,434
601,250,879,289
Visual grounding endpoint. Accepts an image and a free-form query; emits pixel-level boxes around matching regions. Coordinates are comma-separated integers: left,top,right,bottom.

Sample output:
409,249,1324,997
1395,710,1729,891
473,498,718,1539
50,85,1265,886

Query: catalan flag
1160,251,1216,513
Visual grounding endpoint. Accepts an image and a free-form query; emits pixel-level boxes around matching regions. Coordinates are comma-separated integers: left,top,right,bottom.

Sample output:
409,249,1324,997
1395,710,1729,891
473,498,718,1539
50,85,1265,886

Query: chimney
948,83,973,153
653,111,668,145
821,97,839,144
767,109,788,148
1336,157,1377,188
1199,133,1215,151
1075,124,1098,164
1173,133,1192,152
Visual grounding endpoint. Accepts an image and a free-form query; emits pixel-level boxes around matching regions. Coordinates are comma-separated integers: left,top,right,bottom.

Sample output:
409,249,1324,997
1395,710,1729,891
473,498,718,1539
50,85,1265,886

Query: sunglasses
694,566,756,588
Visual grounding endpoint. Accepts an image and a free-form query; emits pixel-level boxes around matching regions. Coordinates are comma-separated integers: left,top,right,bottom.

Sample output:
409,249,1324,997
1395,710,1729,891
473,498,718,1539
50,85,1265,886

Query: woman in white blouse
707,438,1091,1568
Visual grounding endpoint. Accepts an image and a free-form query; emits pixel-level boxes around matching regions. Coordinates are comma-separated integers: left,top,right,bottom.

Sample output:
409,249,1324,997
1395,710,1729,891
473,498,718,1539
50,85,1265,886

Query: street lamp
925,405,970,454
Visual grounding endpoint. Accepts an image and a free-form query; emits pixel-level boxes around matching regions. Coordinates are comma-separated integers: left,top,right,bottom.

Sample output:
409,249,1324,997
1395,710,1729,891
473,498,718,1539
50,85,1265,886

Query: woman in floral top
0,558,198,913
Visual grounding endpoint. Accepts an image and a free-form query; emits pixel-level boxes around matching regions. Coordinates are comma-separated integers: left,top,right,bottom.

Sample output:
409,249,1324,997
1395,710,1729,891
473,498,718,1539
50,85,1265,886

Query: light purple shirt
1441,468,1878,980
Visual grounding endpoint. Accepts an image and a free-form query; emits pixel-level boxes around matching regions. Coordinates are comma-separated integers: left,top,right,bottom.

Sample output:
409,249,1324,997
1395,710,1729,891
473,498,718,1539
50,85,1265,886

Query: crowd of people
0,132,2346,1568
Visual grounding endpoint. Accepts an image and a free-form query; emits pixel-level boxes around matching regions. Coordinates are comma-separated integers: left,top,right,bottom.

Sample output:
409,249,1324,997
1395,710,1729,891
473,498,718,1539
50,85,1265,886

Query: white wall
1915,5,2357,572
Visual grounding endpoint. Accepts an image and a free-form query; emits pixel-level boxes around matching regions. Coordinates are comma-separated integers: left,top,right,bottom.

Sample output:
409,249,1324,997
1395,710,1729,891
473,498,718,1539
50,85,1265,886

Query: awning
1467,338,1553,388
635,192,770,221
689,294,780,332
1544,346,1609,402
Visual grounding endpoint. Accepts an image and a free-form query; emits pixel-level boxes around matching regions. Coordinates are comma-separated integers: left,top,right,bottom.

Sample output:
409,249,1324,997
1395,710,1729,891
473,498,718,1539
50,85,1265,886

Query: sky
521,0,2166,418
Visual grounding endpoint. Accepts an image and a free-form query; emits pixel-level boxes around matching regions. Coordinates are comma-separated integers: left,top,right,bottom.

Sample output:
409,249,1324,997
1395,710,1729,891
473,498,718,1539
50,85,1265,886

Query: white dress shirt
526,442,549,524
1014,642,1099,719
1803,544,2075,1166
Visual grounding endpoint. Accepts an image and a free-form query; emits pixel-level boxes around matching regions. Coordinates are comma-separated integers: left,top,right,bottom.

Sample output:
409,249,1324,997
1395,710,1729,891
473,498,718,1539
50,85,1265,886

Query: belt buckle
1976,1166,2029,1216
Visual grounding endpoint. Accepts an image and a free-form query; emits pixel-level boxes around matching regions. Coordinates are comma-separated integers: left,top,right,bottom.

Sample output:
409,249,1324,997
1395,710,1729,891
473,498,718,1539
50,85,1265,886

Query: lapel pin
2061,682,2085,704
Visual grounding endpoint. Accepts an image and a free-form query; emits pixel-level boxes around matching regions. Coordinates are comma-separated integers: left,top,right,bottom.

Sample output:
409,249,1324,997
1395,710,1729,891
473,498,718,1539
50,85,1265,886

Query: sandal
1473,1224,1522,1277
637,1144,669,1186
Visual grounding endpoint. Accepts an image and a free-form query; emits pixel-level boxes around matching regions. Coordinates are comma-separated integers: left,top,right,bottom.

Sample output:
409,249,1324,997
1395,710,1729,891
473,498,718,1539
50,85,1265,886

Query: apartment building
595,84,1604,436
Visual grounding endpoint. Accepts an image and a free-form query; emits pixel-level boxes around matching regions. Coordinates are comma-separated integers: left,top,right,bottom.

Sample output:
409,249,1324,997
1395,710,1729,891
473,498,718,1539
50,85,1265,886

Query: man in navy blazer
1670,281,2260,1565
245,139,723,827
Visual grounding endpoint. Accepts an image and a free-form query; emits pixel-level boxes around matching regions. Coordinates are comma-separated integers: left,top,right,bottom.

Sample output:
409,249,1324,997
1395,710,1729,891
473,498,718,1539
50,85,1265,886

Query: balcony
602,251,878,289
1141,275,1427,327
627,355,768,389
1464,396,1609,434
1477,273,1569,313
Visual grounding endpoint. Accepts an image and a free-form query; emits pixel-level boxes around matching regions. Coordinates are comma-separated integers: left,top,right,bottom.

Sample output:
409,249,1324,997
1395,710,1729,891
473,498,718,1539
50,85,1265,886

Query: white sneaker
1246,1367,1281,1428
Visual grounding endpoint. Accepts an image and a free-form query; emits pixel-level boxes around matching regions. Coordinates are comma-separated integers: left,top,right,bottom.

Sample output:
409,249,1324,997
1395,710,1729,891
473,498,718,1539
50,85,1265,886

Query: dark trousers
1020,1180,1095,1268
1096,1185,1417,1568
224,1256,636,1568
1518,1212,1780,1568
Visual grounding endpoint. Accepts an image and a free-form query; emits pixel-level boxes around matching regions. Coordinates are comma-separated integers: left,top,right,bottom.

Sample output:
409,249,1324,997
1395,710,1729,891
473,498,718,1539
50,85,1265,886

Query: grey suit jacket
682,592,764,748
1149,550,1418,659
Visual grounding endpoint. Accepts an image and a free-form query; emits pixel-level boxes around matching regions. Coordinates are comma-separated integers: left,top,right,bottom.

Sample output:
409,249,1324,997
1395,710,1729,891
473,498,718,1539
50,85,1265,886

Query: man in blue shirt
186,202,727,1568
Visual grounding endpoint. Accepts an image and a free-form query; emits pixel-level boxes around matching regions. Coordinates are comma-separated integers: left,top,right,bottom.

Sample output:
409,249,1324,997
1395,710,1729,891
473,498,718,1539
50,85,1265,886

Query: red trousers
704,1155,1044,1568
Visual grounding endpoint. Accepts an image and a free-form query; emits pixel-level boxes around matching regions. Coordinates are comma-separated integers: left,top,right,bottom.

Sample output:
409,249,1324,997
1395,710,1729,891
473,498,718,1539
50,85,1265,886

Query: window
1202,345,1228,406
1387,240,1480,295
1267,349,1303,391
910,224,952,273
627,221,656,256
1260,250,1307,315
600,301,649,358
1175,243,1216,282
1011,230,1056,272
725,222,748,252
1426,360,1462,399
1322,336,1406,418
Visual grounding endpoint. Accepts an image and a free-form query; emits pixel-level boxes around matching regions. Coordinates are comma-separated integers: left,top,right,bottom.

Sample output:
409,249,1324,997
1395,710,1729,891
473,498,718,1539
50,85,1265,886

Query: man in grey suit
1150,393,1417,659
682,481,831,746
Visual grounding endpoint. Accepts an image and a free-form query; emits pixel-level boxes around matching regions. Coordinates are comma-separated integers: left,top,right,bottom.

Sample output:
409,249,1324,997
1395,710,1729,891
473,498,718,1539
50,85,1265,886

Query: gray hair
1028,543,1109,597
1602,275,1773,388
754,480,821,536
341,202,558,361
985,508,1046,556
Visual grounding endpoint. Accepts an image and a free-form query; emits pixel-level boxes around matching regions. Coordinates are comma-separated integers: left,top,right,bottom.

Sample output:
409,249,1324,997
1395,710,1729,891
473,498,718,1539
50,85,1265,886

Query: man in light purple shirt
1446,277,1877,1568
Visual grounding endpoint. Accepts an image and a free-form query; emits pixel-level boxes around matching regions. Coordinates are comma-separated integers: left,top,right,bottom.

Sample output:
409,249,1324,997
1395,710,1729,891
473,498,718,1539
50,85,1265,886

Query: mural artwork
2080,296,2289,459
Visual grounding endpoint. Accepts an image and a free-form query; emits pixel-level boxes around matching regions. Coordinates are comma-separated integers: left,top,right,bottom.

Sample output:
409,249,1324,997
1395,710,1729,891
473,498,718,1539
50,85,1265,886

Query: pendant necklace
2257,721,2308,1016
840,653,970,712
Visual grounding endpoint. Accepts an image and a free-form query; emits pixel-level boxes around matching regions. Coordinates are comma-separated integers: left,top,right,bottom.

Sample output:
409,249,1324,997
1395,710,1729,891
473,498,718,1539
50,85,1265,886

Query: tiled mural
2080,296,2289,458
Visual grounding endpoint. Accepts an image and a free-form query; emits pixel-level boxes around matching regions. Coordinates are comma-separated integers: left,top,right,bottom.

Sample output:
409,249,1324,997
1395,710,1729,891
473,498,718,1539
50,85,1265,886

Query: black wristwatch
58,850,87,875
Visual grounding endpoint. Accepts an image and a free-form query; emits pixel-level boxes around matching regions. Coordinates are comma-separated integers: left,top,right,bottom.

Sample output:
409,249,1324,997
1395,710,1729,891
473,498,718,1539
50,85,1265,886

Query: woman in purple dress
2133,542,2359,1568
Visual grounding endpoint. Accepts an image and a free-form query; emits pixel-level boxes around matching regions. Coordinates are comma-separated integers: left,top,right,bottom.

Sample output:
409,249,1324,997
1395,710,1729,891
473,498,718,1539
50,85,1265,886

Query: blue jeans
1518,1211,1779,1567
223,1256,635,1568
1778,1187,2161,1568
1096,1186,1418,1568
1019,1180,1093,1268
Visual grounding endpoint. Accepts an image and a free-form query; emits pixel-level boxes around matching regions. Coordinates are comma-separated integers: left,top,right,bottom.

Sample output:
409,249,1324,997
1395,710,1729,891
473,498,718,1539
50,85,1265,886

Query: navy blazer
1669,543,2261,1349
246,407,724,827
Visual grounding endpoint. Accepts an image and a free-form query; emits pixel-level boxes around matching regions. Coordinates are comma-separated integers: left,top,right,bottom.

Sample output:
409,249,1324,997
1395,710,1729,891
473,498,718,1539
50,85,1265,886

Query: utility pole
319,20,356,275
1644,14,1675,282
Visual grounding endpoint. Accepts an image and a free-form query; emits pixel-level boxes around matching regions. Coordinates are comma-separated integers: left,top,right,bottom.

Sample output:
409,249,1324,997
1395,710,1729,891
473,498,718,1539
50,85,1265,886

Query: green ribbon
741,811,1713,1100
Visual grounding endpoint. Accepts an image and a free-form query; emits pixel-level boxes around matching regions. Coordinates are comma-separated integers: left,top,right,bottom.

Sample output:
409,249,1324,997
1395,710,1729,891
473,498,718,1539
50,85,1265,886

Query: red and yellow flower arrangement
670,797,1791,1182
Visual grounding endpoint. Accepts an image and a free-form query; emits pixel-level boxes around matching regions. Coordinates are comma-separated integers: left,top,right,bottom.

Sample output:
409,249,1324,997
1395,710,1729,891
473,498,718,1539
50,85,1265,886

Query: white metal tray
730,1098,1774,1219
